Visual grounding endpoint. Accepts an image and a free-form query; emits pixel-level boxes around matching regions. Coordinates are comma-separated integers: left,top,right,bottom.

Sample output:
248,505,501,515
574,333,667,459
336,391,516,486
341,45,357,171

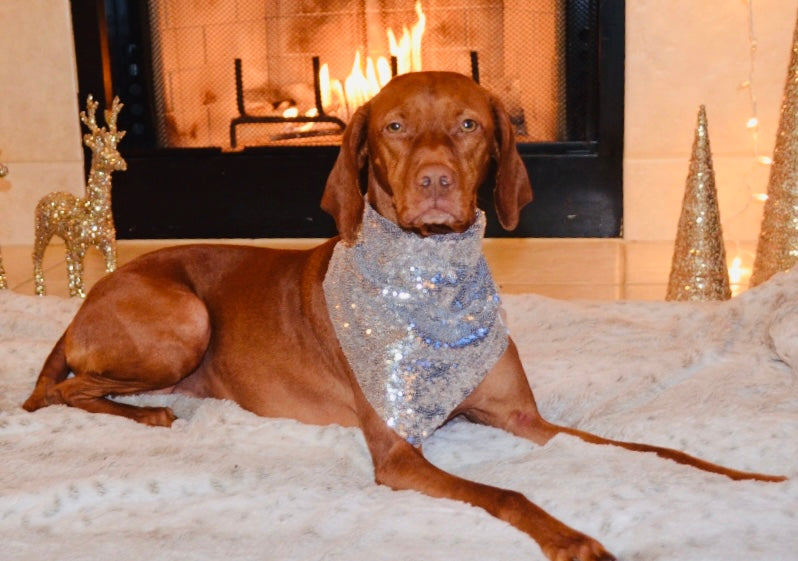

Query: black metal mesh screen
147,0,565,149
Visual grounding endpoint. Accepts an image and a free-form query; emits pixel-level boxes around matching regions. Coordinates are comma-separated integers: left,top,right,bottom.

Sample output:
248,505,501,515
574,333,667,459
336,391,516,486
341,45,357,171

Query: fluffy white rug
1,269,797,561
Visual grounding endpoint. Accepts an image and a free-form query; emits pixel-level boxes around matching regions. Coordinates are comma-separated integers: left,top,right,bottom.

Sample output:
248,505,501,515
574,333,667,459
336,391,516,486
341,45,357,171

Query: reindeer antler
80,95,100,134
79,95,126,149
104,96,124,135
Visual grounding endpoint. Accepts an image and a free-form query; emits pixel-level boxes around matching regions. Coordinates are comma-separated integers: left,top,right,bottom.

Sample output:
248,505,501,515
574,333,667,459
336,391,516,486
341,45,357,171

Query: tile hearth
0,239,757,301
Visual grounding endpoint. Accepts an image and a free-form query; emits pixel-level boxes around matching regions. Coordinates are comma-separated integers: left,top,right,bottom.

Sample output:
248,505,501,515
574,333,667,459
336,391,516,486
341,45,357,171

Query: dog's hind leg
23,332,70,411
23,329,186,427
23,332,175,425
26,371,180,426
24,274,212,426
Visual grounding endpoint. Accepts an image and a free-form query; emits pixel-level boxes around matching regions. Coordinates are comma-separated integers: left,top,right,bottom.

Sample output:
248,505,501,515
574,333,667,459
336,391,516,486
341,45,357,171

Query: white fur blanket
1,270,797,561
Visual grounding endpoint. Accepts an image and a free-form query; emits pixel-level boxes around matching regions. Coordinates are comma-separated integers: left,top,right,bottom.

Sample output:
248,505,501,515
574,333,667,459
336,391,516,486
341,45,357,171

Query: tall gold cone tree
751,11,798,286
666,105,731,301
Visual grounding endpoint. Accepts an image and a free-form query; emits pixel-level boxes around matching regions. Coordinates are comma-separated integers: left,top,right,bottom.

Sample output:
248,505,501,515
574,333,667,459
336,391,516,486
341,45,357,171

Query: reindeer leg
0,251,7,290
99,237,117,273
64,243,87,298
32,224,53,297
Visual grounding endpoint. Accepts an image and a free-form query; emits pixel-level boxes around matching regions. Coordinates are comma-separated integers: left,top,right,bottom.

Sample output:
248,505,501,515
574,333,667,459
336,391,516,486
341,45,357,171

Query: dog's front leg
356,398,615,561
460,339,786,483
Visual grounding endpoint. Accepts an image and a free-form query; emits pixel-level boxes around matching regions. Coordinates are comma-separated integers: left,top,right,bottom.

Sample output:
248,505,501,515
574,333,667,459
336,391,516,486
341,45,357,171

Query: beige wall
625,0,798,243
0,0,84,245
0,1,797,245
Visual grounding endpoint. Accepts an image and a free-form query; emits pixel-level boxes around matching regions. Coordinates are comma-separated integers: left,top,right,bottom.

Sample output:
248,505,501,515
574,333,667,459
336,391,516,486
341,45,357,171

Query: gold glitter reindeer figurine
33,95,126,297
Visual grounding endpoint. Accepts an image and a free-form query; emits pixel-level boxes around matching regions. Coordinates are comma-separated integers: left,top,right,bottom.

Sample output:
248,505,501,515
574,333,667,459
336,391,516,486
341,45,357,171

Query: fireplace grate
230,57,347,147
229,50,485,147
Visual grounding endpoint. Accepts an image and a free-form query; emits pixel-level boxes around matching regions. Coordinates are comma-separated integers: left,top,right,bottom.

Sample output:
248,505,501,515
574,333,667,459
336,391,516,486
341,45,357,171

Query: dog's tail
557,424,787,483
22,331,70,412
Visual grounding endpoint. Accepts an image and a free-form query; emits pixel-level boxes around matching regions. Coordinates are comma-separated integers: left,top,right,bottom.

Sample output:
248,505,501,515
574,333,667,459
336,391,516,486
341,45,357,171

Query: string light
722,0,772,293
741,0,771,201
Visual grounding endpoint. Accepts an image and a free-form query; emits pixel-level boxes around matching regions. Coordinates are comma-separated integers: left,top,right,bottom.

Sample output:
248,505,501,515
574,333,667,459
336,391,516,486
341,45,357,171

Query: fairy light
741,0,771,201
723,0,773,294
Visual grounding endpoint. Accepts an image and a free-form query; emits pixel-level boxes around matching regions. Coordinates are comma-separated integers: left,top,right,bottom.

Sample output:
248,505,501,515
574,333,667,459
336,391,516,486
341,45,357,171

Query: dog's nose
416,164,455,191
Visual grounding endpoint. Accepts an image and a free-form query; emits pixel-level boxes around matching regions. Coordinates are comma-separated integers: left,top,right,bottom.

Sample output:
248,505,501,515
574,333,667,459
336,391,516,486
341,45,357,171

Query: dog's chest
323,205,508,445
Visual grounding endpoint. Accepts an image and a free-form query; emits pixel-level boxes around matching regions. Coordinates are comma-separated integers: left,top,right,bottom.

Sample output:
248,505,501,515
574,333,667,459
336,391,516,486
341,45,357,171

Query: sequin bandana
323,203,508,444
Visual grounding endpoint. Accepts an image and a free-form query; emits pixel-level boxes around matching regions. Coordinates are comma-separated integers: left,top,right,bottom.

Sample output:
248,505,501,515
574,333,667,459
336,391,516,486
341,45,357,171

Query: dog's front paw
540,530,615,561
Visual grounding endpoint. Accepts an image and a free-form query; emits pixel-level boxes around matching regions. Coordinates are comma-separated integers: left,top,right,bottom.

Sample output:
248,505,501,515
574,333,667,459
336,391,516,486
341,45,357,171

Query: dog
23,72,784,561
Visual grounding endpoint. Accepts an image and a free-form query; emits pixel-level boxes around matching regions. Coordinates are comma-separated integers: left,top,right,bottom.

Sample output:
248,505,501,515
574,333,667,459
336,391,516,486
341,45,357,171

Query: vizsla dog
24,72,784,561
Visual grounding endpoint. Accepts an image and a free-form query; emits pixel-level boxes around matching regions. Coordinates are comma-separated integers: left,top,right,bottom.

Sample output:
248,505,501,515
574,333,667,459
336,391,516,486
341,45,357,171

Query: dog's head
322,71,533,243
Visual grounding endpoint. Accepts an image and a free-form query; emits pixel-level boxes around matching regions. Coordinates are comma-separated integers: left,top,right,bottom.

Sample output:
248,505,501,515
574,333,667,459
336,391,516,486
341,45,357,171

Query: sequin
32,96,125,298
666,105,731,301
323,204,508,444
751,19,798,286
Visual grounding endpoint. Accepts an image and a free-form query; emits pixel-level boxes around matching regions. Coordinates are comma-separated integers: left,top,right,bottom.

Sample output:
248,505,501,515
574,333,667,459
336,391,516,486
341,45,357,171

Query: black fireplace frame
70,0,624,239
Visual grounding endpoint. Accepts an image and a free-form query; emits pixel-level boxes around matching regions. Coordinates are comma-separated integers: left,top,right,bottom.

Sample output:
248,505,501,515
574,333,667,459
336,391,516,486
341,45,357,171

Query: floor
0,238,757,300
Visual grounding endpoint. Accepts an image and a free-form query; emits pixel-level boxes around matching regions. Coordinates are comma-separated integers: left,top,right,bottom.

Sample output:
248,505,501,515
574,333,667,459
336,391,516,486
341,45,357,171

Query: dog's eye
460,118,478,132
386,122,404,133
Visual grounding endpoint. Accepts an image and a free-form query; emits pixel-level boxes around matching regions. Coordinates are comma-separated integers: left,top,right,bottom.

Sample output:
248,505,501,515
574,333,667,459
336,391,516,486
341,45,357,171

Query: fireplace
70,0,624,238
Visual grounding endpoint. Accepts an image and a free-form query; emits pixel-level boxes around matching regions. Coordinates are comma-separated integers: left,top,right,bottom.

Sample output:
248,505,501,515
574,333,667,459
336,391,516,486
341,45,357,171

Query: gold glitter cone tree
751,11,798,286
666,105,731,301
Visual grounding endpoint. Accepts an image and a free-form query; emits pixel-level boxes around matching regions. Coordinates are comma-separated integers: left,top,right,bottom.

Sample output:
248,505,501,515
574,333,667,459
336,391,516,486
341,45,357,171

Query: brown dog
24,72,783,561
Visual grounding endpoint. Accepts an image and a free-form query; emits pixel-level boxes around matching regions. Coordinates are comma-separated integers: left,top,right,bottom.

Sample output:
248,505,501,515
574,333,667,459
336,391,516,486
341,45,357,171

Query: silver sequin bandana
323,203,508,444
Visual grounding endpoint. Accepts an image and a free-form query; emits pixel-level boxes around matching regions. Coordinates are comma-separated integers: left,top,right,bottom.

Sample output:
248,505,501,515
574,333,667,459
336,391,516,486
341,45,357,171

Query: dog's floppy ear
490,95,533,231
322,103,370,244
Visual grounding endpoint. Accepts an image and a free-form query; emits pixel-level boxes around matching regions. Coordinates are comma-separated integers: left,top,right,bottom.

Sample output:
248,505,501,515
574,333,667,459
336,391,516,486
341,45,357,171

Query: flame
319,63,346,117
388,0,426,75
343,51,390,114
320,1,426,120
281,105,320,133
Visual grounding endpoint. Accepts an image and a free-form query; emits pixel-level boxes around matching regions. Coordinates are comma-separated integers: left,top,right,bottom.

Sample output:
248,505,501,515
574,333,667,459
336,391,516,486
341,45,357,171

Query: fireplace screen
147,0,565,149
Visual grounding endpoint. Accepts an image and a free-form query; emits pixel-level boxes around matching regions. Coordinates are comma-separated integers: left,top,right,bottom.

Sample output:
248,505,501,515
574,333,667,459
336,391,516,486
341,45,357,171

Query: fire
281,105,319,134
343,51,392,114
388,0,426,75
320,1,426,120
